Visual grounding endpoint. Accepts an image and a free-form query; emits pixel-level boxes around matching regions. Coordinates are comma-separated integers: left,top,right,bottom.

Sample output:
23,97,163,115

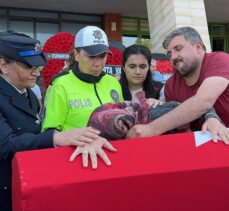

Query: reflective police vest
42,69,123,131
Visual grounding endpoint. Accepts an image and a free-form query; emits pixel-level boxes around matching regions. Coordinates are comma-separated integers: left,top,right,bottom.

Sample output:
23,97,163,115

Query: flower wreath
156,60,173,74
42,32,75,88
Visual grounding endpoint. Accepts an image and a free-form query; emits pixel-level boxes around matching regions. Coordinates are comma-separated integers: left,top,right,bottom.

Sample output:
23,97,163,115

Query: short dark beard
173,58,199,77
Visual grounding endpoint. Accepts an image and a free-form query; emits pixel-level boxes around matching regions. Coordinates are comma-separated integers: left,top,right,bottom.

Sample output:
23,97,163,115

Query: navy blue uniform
0,77,54,211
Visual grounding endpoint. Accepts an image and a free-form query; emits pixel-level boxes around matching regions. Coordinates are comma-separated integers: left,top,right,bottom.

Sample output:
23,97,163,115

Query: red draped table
12,132,229,211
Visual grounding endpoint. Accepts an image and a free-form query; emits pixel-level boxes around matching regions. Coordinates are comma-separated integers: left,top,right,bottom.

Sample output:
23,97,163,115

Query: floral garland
156,60,173,74
106,46,123,65
42,33,124,88
42,32,75,88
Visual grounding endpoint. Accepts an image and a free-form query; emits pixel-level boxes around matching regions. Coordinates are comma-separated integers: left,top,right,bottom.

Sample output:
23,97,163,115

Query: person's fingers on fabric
68,127,100,143
69,139,85,146
146,99,160,108
220,133,229,145
224,129,229,144
82,150,89,168
83,127,101,140
218,127,229,145
97,148,111,166
209,120,229,144
69,147,81,162
201,121,208,133
127,127,138,139
224,131,229,145
76,135,94,144
125,127,135,139
89,150,97,169
146,99,154,107
103,139,117,152
87,126,101,135
210,128,218,143
76,129,98,143
53,132,85,147
212,134,218,143
151,101,160,108
57,130,95,146
133,126,143,137
60,137,85,147
126,126,141,139
201,118,223,143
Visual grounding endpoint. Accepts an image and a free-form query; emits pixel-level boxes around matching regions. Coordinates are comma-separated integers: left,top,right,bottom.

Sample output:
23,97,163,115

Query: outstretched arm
126,77,228,138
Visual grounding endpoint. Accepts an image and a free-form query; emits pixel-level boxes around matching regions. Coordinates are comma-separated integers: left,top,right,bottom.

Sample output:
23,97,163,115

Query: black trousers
0,188,12,211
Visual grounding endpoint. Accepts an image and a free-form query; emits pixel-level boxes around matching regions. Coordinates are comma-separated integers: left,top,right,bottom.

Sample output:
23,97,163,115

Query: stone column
146,0,211,53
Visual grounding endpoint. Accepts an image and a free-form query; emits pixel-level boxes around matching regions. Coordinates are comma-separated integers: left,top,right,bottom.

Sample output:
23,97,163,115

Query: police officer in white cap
42,26,123,170
0,31,104,211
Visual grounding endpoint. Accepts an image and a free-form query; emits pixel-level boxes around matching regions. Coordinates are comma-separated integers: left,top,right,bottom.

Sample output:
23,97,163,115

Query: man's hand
69,137,117,169
202,118,229,145
53,127,100,147
146,98,163,108
126,124,155,139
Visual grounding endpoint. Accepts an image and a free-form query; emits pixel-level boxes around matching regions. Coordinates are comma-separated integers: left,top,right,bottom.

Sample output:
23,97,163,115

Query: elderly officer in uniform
0,31,115,211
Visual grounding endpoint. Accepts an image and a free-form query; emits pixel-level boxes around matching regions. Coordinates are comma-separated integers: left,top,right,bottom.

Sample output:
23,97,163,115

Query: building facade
0,0,229,53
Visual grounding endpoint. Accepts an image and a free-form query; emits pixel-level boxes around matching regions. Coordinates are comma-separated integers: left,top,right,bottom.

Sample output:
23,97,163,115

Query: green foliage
135,37,152,51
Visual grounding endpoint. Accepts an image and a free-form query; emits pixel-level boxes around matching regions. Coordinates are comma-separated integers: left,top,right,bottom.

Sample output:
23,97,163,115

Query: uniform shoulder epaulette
50,70,70,85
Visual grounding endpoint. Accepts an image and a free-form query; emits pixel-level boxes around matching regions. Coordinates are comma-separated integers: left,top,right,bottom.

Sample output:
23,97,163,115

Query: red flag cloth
12,132,229,211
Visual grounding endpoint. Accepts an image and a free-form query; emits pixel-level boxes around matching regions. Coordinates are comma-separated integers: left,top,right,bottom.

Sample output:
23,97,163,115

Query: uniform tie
21,91,30,105
21,91,28,98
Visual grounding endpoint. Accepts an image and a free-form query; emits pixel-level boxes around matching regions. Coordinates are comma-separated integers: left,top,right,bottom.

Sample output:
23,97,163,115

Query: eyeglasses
30,66,43,73
9,60,43,74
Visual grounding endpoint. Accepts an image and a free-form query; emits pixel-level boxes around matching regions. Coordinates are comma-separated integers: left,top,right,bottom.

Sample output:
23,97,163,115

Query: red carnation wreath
42,32,75,89
106,40,125,66
42,37,125,88
156,60,173,74
104,41,125,79
106,46,123,66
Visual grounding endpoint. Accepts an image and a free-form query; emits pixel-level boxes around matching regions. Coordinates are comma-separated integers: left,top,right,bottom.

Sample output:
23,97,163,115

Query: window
9,20,33,38
0,18,7,31
122,36,137,47
208,24,228,52
9,9,58,19
0,7,102,46
36,22,59,46
122,16,151,50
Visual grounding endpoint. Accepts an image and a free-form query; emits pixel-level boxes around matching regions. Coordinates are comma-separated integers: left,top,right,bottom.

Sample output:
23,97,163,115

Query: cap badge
93,30,104,44
34,43,41,51
110,89,119,102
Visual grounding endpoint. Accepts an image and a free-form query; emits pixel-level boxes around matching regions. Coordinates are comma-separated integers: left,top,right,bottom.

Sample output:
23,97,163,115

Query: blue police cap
0,31,46,67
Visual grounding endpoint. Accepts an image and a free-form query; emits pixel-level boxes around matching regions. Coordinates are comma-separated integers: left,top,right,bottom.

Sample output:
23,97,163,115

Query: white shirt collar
0,74,27,94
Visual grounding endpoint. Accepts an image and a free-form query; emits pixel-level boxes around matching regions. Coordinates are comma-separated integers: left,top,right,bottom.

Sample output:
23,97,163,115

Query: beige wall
146,0,211,53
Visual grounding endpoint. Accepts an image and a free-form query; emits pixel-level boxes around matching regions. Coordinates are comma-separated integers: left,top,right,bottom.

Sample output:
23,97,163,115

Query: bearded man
126,26,229,143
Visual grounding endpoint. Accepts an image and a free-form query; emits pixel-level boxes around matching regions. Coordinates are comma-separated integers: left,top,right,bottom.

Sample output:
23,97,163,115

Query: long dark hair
119,44,161,100
64,48,81,70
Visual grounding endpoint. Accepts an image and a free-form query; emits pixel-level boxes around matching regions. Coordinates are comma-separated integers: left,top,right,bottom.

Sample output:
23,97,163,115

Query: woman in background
119,44,163,106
